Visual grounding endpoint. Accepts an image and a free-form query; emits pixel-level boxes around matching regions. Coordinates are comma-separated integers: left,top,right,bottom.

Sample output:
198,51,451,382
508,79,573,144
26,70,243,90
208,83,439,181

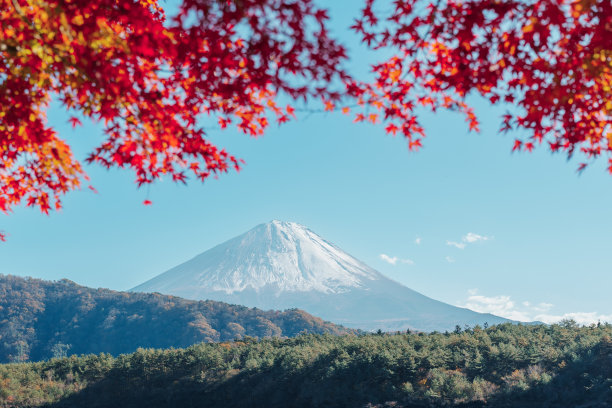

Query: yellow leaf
72,15,84,26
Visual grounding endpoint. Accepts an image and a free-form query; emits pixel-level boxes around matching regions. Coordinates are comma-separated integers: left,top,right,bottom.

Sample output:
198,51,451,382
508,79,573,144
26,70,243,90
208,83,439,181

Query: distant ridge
0,274,354,363
133,220,513,331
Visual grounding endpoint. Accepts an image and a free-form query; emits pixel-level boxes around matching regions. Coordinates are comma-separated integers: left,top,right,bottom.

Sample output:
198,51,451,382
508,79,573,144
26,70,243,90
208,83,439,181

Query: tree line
1,321,611,407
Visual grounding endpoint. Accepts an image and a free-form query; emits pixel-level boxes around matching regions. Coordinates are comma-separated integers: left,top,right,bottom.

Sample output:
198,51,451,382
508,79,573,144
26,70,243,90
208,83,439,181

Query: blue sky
1,0,611,325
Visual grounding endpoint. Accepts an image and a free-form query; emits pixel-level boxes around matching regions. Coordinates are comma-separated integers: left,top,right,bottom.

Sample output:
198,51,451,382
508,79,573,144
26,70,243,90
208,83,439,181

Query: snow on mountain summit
134,220,382,297
133,220,513,332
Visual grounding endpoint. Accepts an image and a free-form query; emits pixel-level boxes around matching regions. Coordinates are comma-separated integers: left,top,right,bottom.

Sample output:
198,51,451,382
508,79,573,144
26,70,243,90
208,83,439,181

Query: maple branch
423,0,443,42
395,0,444,83
10,0,26,18
9,0,37,32
295,102,360,114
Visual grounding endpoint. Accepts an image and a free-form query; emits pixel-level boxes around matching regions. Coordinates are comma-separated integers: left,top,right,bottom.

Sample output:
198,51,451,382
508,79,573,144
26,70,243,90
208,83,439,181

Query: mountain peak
261,219,307,232
259,219,306,232
268,219,297,225
133,221,382,297
132,222,512,332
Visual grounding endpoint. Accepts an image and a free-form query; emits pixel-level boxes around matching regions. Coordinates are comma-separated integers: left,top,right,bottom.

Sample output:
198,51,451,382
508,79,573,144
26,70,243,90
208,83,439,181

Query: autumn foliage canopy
1,0,611,239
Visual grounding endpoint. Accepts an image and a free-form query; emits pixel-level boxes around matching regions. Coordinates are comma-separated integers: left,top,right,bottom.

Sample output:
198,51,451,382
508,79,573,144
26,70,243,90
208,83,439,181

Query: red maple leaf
69,117,82,128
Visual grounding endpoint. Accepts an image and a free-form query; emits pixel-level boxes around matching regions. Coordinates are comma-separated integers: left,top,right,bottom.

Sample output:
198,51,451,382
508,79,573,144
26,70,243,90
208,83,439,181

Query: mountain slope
133,221,511,331
0,275,354,363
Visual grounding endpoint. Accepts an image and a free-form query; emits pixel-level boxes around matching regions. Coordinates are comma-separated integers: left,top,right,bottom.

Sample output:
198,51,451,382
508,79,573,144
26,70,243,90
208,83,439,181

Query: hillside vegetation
0,275,353,363
1,322,611,407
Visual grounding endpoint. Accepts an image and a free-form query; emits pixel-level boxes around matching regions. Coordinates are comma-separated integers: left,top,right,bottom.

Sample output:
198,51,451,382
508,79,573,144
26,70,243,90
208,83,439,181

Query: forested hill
1,323,611,408
0,275,354,363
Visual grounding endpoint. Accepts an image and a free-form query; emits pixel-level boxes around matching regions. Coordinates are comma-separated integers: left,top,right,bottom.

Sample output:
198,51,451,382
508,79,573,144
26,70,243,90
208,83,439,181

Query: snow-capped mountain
132,221,511,331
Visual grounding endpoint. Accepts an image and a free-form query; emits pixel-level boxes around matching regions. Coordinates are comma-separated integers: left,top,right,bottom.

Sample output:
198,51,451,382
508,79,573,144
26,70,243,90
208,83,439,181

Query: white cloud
380,254,398,265
446,241,466,249
447,233,491,249
415,237,422,245
534,302,554,313
463,292,532,321
380,253,414,266
535,312,612,326
460,290,612,325
445,256,455,263
463,232,489,243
